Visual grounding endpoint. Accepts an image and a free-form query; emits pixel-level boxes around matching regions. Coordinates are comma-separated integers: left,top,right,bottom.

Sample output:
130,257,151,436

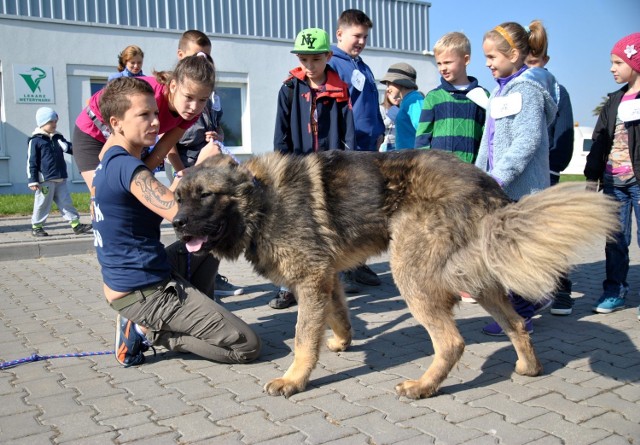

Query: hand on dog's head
196,154,240,170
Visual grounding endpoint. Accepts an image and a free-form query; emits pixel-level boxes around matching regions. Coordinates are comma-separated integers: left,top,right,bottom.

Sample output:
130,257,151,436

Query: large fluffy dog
173,149,617,399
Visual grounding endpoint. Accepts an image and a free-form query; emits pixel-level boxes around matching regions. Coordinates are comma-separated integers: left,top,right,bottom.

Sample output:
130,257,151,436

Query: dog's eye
201,192,214,200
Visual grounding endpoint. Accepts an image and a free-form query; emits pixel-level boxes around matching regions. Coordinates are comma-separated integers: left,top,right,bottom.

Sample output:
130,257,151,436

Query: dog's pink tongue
185,236,207,253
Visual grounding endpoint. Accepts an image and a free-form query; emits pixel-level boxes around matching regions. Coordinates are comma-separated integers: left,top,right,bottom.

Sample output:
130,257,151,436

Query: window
90,80,107,96
217,85,244,148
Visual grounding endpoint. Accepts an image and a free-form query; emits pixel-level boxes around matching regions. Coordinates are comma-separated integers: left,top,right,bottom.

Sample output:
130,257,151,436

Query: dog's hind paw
395,379,437,399
326,335,351,352
515,359,543,376
264,378,304,398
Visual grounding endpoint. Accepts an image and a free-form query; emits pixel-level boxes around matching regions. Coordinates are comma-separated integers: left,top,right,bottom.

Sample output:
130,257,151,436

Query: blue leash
2,248,197,371
1,350,114,370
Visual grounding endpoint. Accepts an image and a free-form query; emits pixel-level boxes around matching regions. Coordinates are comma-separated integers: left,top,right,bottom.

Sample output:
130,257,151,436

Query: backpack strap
283,79,294,109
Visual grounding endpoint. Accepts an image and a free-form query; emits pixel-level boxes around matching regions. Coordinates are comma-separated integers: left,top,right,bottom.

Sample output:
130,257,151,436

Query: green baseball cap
291,28,331,54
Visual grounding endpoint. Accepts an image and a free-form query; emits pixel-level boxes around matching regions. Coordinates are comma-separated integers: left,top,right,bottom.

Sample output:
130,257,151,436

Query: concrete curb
0,228,177,261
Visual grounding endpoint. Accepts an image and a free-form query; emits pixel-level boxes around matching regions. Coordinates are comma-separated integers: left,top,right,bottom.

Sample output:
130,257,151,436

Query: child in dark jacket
269,27,355,309
274,28,355,154
27,107,92,237
585,33,640,317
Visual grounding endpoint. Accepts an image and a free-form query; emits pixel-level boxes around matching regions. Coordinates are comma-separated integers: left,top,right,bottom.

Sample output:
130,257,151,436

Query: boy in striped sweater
415,32,488,163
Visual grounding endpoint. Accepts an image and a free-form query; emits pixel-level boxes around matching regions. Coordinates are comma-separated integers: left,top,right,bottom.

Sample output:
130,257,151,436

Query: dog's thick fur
173,149,617,399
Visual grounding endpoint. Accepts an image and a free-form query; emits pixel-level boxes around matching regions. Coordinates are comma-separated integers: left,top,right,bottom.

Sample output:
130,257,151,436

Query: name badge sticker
490,92,523,119
351,70,365,91
618,99,640,123
466,87,489,110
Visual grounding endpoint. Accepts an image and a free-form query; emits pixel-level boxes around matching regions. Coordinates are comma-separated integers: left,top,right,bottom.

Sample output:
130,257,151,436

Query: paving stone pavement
0,214,639,444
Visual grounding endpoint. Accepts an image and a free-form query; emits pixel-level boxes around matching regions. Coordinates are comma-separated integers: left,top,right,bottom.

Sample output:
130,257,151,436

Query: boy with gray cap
380,63,424,150
27,107,92,236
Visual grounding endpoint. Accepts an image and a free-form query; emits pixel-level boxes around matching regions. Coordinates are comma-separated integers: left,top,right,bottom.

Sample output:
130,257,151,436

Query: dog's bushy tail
473,183,618,300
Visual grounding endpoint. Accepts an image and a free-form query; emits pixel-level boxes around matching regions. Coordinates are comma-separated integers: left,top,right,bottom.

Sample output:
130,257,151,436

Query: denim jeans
603,182,640,292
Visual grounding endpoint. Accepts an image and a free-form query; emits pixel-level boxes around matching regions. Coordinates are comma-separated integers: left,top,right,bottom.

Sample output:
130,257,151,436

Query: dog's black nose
172,216,188,230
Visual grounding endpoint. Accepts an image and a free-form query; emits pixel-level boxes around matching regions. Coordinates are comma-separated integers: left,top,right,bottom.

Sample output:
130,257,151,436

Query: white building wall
0,16,437,194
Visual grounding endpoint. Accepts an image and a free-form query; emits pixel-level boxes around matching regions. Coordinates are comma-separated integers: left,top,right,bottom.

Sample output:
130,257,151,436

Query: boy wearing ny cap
27,107,92,237
274,27,355,155
380,62,424,150
269,27,355,309
585,32,640,317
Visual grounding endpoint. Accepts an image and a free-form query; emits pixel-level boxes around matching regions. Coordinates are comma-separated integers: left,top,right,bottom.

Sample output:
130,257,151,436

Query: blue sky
427,0,639,128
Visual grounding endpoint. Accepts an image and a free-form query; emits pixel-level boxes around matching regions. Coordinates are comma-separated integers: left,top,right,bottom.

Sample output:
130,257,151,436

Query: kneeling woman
93,76,260,366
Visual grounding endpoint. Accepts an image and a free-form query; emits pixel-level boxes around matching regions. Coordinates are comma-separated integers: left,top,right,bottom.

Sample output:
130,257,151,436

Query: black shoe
268,289,297,309
31,227,49,237
550,291,573,315
73,223,93,235
353,264,381,286
214,274,244,297
340,271,361,293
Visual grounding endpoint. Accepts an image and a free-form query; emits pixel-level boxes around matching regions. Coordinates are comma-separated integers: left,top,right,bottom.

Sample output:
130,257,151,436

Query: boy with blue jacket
327,9,385,288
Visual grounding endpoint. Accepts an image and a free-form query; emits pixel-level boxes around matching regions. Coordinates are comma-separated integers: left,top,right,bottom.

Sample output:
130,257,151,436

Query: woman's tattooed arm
132,168,175,211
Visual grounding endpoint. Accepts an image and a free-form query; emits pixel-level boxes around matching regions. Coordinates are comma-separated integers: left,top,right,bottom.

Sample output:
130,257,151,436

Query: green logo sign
13,64,55,104
19,67,47,93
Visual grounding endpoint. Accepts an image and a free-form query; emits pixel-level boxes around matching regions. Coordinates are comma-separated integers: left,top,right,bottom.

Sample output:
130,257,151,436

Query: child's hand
204,131,220,142
29,184,39,192
196,140,222,164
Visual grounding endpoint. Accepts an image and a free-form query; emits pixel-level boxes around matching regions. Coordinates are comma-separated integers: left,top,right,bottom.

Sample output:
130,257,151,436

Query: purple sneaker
483,318,533,336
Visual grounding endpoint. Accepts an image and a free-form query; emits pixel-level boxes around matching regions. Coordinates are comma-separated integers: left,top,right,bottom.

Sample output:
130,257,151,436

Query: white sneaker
460,292,477,303
214,274,244,297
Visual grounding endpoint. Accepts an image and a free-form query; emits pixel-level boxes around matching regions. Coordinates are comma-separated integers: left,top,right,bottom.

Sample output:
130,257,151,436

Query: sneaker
353,264,381,286
115,314,149,367
533,296,553,315
592,285,628,314
214,274,244,297
340,271,361,294
460,292,477,303
268,289,297,309
482,318,533,336
550,291,574,315
31,227,49,237
72,223,93,235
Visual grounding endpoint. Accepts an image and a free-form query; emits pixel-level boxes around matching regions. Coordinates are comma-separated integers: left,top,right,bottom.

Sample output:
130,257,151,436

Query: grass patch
559,174,585,182
0,193,91,216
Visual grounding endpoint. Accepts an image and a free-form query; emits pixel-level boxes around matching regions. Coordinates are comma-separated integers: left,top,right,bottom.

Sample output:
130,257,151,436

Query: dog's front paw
264,378,304,398
395,379,437,399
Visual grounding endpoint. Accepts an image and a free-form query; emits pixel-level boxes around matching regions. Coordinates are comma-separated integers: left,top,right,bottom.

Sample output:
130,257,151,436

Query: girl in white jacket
476,20,560,336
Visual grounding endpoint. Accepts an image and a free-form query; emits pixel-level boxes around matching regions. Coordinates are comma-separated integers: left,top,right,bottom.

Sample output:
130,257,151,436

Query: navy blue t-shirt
93,146,171,292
